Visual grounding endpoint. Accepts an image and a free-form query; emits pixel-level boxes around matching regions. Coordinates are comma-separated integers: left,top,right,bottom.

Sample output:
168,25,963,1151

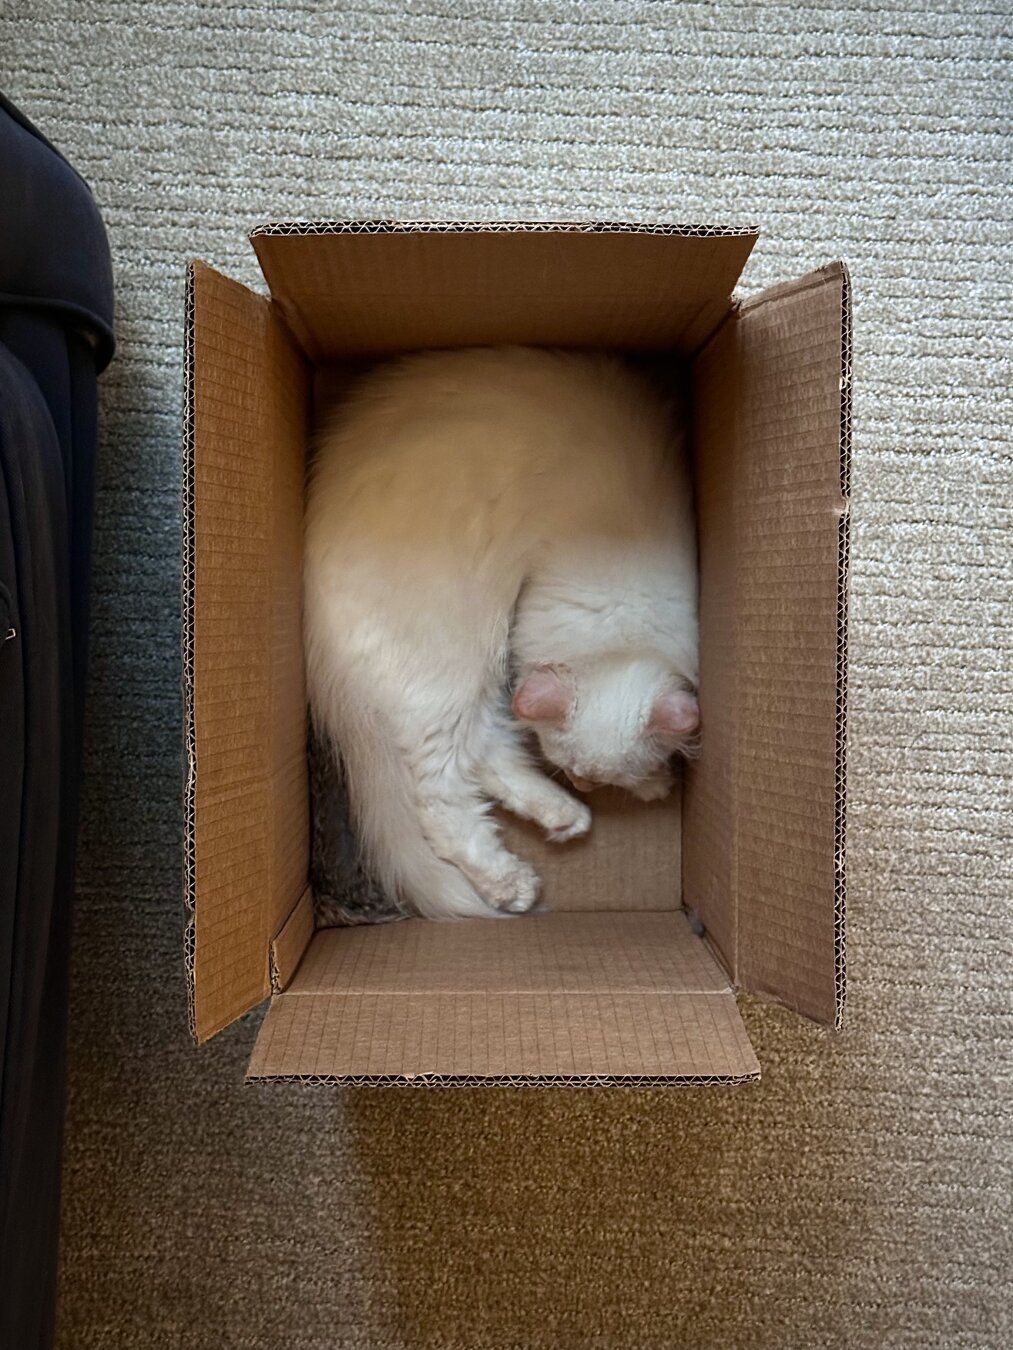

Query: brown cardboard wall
685,264,849,1025
251,223,758,360
249,912,759,1082
184,264,311,1041
497,782,682,912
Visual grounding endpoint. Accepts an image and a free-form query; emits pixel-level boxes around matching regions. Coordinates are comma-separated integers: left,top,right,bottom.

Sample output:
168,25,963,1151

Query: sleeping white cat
304,347,699,919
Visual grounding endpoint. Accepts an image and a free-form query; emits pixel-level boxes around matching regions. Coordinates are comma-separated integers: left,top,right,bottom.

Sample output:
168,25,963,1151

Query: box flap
246,911,760,1084
183,261,311,1042
684,263,850,1026
250,221,758,360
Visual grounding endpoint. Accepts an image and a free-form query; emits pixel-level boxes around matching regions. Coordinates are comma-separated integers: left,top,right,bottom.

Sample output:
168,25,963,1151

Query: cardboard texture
184,262,311,1042
251,221,758,360
684,264,849,1025
249,912,759,1084
184,223,849,1083
497,781,682,912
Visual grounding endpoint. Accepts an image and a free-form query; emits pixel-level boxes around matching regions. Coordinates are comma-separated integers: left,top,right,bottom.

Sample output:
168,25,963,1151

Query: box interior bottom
247,910,760,1083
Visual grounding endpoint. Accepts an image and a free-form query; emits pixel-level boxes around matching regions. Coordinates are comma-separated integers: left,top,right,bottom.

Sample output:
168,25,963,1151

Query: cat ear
512,666,571,722
647,688,699,741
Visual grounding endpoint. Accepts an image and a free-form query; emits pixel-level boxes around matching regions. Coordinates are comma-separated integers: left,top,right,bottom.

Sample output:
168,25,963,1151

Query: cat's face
512,659,699,802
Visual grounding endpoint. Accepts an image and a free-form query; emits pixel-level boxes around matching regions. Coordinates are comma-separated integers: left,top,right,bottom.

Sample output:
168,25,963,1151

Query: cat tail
316,690,495,921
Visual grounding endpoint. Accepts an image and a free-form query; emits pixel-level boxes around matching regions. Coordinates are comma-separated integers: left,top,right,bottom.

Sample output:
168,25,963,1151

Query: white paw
479,858,542,915
543,799,592,844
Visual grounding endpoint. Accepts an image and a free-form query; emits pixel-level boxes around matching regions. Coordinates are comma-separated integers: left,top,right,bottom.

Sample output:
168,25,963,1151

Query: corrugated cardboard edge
735,261,851,1028
694,261,850,1030
250,219,760,239
269,887,314,994
245,1071,759,1088
182,261,312,1043
833,265,851,1029
182,260,198,1041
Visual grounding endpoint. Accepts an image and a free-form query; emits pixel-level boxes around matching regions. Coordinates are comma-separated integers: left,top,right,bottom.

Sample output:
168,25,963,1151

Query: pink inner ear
512,667,571,722
648,689,700,738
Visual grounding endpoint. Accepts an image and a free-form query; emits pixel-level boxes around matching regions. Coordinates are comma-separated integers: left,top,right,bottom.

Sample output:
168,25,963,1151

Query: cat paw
543,799,592,844
481,859,542,914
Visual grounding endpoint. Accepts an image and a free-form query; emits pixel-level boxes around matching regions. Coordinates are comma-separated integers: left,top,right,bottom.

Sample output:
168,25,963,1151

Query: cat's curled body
305,347,700,919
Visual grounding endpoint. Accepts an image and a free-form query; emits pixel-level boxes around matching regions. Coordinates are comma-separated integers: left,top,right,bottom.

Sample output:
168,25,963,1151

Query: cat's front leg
478,748,592,844
420,795,542,915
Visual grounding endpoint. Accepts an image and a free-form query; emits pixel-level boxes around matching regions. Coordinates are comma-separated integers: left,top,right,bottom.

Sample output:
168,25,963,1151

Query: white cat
304,347,699,919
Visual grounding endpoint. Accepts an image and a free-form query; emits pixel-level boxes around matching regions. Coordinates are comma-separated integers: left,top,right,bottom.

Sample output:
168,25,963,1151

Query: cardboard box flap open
183,262,311,1042
247,911,760,1084
684,263,850,1027
250,221,759,360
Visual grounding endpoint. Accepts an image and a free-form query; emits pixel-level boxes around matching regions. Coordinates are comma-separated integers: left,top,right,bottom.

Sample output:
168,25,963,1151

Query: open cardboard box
183,223,850,1085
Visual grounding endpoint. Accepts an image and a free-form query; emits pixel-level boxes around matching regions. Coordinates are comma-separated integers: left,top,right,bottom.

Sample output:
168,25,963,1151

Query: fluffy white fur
304,347,699,919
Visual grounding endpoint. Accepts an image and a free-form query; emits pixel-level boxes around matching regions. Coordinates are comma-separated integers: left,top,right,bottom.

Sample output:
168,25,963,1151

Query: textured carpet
2,2,1011,1347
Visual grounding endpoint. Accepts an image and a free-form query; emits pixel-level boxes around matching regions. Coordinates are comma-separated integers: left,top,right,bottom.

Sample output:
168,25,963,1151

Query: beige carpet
2,2,1011,1347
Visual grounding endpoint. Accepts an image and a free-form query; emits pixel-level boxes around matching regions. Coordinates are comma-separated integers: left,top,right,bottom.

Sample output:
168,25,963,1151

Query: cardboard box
183,223,850,1085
